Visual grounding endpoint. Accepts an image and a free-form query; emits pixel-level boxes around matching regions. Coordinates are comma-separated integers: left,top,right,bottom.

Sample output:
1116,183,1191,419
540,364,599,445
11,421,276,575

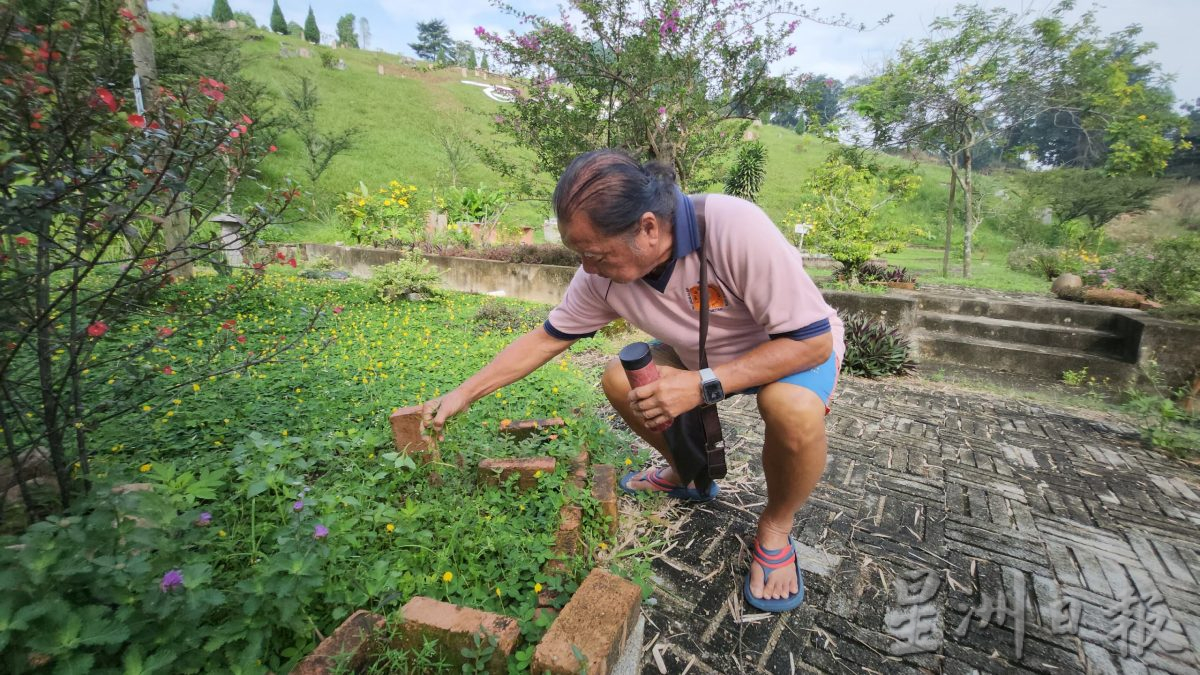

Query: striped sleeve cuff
543,320,597,341
769,318,831,341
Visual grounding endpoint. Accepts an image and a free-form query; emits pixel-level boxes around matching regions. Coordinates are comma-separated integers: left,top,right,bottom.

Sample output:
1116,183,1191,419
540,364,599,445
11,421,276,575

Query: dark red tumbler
619,342,673,432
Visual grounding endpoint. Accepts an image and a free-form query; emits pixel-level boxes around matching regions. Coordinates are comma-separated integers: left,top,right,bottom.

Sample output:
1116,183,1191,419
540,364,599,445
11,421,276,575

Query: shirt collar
640,189,699,292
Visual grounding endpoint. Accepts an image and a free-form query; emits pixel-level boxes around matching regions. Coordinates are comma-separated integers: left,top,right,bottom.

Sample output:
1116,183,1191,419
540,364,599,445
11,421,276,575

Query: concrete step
917,312,1132,360
912,330,1137,386
914,293,1141,331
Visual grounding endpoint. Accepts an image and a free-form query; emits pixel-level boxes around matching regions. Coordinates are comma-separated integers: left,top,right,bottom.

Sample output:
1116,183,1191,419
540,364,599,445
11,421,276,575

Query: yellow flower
218,529,227,537
139,463,152,473
281,430,288,437
192,383,201,392
173,399,182,405
358,199,366,207
442,571,453,583
534,582,543,594
551,386,559,394
624,457,632,466
142,405,152,412
599,542,608,550
534,470,543,478
386,523,395,532
495,586,502,597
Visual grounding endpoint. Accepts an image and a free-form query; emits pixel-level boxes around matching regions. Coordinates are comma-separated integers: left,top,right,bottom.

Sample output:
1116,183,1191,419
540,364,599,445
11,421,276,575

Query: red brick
477,456,556,490
568,450,589,491
590,464,618,538
532,568,643,674
498,417,566,442
293,610,386,674
397,596,521,673
389,406,439,464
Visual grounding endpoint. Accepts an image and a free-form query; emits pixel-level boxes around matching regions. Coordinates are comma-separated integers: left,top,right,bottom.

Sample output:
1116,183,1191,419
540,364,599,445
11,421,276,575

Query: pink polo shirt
545,193,844,371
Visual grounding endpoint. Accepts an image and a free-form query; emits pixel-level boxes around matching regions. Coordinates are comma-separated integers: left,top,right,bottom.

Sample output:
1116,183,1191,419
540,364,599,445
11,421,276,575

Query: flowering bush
1,0,300,516
336,180,429,246
1106,233,1200,303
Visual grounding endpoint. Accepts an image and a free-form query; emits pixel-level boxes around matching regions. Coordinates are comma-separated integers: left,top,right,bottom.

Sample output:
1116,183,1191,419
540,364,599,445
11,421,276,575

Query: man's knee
757,383,828,450
601,358,628,402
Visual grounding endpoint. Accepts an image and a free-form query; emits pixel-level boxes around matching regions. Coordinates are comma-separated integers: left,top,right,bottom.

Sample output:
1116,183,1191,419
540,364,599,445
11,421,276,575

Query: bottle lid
619,342,652,370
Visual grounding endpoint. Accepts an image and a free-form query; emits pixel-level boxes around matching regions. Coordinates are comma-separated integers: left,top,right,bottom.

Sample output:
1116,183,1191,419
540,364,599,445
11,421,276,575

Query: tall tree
479,52,488,71
475,0,875,198
336,13,358,48
1005,24,1182,172
409,19,452,61
851,2,1185,279
303,6,319,44
269,0,286,34
210,0,233,23
359,16,371,50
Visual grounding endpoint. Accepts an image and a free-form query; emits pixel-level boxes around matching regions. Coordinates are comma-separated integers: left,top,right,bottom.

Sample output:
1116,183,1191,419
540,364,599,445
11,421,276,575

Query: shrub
855,262,889,283
840,312,915,378
318,48,337,69
370,254,442,301
1108,233,1200,302
884,266,917,283
1006,245,1086,280
337,181,429,247
724,141,767,203
471,299,545,335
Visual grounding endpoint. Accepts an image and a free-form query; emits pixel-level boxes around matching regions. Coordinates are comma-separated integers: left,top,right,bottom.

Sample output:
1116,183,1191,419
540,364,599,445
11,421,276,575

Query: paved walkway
621,376,1200,674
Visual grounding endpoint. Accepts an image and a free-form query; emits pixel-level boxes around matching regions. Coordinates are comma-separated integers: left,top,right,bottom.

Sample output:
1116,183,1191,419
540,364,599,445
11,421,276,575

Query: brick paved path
628,376,1200,674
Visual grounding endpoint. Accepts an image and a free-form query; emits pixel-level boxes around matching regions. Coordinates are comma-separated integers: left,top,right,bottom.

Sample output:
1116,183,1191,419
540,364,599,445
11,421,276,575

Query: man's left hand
627,365,703,429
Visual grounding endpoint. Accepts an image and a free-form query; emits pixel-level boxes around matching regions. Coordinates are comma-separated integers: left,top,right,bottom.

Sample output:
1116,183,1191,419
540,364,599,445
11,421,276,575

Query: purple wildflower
196,512,212,527
474,26,486,37
314,523,329,539
293,499,304,512
787,46,796,56
160,569,184,592
658,106,667,115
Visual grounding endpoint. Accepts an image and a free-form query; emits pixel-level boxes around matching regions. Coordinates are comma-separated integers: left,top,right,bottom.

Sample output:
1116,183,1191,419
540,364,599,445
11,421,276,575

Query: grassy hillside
228,28,1054,290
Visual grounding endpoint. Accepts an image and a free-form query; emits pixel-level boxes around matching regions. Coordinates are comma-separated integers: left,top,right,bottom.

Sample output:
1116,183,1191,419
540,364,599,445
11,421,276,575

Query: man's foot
618,467,719,502
744,533,804,612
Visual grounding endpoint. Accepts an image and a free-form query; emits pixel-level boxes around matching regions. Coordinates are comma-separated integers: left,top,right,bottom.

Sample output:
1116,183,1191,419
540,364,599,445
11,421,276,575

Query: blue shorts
647,342,839,408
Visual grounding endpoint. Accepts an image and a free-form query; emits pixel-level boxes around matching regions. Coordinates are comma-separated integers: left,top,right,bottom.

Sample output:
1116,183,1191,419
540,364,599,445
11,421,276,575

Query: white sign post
793,222,813,255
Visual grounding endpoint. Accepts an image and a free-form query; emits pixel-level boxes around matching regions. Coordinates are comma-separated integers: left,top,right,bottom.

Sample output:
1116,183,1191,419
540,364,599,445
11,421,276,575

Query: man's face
561,213,666,284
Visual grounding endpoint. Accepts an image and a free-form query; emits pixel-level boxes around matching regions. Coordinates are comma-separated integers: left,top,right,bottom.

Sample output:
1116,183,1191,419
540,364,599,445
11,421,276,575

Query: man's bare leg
747,382,829,601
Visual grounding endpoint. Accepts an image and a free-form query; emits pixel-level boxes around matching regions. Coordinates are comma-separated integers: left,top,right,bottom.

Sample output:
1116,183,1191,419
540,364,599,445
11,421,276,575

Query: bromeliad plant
840,311,915,378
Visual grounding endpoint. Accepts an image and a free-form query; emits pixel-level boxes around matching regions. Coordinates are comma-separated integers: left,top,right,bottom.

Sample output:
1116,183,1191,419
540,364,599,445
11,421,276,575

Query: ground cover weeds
0,271,632,673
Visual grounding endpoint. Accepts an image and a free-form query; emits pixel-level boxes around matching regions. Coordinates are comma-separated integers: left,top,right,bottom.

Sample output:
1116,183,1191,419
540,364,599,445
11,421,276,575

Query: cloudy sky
155,0,1200,105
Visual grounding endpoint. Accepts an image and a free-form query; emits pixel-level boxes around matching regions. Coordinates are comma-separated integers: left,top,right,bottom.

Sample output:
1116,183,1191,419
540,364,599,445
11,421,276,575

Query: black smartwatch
699,368,724,405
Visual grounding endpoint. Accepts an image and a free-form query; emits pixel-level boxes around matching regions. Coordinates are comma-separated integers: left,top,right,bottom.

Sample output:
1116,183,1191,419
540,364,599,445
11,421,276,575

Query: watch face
703,380,723,403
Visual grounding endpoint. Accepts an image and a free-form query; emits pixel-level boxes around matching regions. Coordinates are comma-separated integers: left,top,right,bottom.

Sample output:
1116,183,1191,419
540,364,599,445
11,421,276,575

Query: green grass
884,246,1051,293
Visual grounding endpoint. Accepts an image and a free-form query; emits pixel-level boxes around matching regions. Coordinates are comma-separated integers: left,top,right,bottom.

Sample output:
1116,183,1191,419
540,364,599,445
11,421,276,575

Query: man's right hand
421,389,472,442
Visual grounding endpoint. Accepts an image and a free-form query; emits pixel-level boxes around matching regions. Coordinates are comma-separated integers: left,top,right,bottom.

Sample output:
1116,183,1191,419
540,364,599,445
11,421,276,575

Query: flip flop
618,467,719,502
743,536,805,612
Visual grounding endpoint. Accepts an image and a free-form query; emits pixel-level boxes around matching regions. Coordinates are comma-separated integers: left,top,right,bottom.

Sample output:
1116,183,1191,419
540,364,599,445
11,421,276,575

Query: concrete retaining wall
301,243,1198,390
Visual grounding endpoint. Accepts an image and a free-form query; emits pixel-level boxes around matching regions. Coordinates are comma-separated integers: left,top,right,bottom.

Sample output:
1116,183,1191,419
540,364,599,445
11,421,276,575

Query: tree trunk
943,154,957,278
961,144,974,279
128,0,194,279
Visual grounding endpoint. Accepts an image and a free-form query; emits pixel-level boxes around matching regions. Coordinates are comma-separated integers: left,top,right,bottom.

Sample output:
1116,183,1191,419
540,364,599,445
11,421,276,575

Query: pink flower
15,236,31,246
159,569,183,592
313,523,329,539
658,106,666,115
786,46,796,56
268,145,277,153
87,321,108,338
241,114,253,125
332,306,344,315
474,26,486,37
157,326,174,338
228,129,240,138
127,113,146,128
162,365,174,375
236,335,246,344
288,258,297,268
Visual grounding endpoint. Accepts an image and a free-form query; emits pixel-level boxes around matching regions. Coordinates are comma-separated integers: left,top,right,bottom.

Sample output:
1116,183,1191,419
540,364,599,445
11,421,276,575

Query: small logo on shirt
687,283,727,312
